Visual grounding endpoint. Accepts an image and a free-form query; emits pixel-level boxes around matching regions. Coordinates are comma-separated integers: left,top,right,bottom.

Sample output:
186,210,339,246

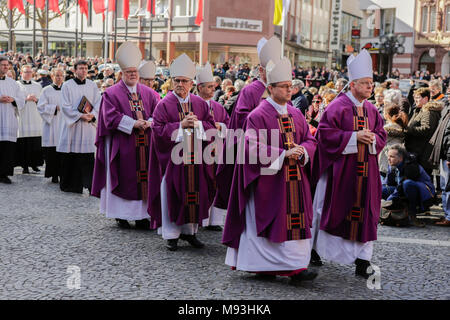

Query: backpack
379,199,409,227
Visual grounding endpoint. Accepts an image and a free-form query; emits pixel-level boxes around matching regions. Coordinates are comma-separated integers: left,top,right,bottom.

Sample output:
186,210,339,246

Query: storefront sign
216,17,263,32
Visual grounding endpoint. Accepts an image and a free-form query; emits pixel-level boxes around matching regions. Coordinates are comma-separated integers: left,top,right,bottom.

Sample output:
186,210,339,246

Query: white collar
266,97,288,115
173,92,190,104
125,84,137,94
346,91,365,107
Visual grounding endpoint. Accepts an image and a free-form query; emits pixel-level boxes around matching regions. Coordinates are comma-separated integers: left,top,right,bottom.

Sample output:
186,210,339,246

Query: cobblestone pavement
0,168,449,300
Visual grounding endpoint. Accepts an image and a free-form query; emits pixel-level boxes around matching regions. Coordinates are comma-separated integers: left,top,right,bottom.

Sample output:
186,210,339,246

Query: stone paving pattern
0,169,449,300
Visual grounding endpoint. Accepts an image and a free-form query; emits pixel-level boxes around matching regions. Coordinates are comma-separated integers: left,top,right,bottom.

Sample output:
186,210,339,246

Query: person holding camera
382,144,435,227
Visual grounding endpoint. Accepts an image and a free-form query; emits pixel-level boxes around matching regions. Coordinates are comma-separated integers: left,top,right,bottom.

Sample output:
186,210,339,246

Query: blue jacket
382,161,435,201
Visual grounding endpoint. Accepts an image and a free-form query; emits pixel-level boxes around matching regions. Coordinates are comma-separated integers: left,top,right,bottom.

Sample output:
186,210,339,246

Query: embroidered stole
176,100,200,224
129,91,149,201
277,114,307,241
346,104,369,241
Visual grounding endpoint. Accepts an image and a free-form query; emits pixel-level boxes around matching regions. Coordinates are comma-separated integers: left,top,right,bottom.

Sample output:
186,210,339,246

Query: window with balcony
381,8,395,35
88,0,92,26
421,6,428,32
65,0,71,28
430,5,437,31
173,0,197,17
446,6,450,32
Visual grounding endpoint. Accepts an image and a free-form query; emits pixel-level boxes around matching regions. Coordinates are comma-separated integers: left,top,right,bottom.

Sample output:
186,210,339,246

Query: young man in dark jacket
382,145,435,227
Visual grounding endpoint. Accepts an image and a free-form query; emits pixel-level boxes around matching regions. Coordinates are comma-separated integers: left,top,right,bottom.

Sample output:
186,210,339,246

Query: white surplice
225,98,311,272
57,78,101,153
310,91,376,265
37,85,63,147
0,77,25,142
17,80,42,138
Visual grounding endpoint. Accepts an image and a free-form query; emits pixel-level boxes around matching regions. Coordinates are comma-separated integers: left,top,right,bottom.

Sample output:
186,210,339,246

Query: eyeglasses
124,70,138,75
356,80,374,87
173,78,191,84
312,100,321,103
273,84,293,90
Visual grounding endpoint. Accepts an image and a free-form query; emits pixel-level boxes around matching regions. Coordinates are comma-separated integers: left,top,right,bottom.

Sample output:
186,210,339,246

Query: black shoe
135,219,150,230
309,249,323,267
290,270,318,283
166,239,178,251
204,225,223,231
254,273,277,280
32,166,40,172
22,167,30,174
409,216,426,228
179,234,204,248
51,176,59,183
115,219,131,229
0,176,12,184
355,258,374,279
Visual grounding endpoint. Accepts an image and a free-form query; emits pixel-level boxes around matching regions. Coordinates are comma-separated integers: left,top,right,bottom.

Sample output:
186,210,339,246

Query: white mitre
347,49,373,82
257,36,282,68
195,62,214,84
116,42,142,70
170,53,196,79
138,60,156,79
266,57,292,85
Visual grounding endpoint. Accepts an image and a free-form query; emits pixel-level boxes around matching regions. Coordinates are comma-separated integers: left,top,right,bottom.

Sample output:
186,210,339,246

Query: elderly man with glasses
311,50,387,279
92,42,159,231
147,54,216,251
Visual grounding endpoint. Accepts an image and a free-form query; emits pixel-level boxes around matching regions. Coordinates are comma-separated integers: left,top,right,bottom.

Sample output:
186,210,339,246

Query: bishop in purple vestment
147,53,216,251
91,42,159,230
223,57,319,283
214,36,282,212
311,49,387,279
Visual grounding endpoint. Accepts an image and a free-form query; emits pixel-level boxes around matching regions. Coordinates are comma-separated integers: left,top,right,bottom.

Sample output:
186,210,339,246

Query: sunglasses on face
312,100,321,103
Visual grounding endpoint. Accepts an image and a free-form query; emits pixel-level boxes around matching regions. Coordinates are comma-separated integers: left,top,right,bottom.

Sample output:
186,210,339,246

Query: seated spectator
429,79,448,106
291,79,308,115
212,76,223,102
335,78,348,92
322,91,337,107
306,94,322,136
160,79,173,98
374,86,385,117
379,104,408,175
382,144,435,227
384,89,403,107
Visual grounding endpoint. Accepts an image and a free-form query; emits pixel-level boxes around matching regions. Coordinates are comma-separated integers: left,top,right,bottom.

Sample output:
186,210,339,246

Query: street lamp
379,33,405,76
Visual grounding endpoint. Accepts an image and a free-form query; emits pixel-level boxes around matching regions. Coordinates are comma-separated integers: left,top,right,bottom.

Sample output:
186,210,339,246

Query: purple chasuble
214,79,266,209
313,93,387,243
91,80,159,200
209,99,230,125
147,92,216,228
222,100,317,249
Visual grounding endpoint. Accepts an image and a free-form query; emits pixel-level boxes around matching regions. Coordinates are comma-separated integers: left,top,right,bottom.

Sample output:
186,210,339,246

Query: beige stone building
413,0,450,75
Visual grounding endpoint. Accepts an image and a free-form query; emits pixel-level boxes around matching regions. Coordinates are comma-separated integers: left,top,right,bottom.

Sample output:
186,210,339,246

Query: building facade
359,0,416,76
413,0,450,76
281,0,332,68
